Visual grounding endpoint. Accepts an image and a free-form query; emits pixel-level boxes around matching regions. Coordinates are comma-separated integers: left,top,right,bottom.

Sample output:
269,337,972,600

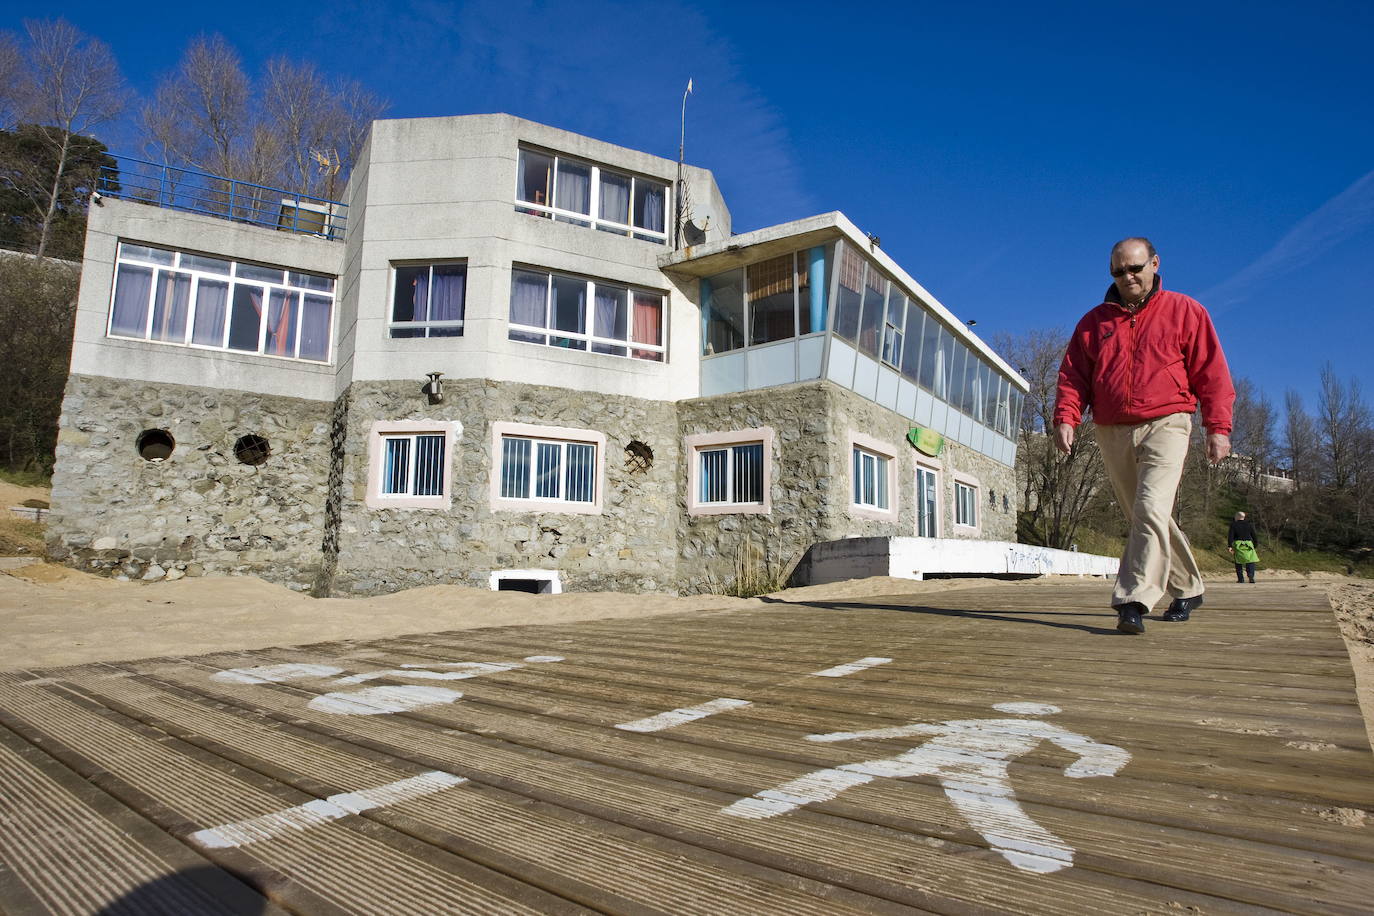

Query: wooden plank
91,647,1367,911
2,580,1371,914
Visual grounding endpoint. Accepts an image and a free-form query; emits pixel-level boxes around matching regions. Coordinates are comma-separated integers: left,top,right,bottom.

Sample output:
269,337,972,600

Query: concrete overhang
661,211,1029,392
659,212,846,278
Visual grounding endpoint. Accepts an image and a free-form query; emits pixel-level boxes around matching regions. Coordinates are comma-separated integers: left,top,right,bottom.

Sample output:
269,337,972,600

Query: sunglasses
1110,262,1150,278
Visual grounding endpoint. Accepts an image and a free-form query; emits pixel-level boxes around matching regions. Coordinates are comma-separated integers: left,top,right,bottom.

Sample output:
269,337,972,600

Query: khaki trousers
1094,413,1204,609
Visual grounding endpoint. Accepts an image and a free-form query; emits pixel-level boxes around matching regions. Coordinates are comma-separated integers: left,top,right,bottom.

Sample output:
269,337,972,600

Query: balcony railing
97,156,348,240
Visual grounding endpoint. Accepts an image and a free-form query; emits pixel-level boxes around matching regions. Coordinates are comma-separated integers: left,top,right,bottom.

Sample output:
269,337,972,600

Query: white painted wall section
796,537,1119,585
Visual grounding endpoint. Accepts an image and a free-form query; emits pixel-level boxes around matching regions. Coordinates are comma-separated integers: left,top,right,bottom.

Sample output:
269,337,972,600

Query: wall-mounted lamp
965,319,977,327
422,371,444,404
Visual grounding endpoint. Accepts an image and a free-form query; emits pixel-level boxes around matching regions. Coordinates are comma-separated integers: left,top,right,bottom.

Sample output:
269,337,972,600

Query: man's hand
1055,423,1075,455
1207,432,1231,464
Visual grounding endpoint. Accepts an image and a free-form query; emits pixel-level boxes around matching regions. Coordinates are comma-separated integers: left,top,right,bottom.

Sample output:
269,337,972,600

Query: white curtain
151,272,190,342
299,294,331,361
110,264,153,337
593,284,626,354
555,160,590,215
637,183,665,233
599,173,630,225
191,279,229,347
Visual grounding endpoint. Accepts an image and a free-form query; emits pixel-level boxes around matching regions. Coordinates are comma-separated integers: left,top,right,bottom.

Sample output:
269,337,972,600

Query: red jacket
1054,280,1234,434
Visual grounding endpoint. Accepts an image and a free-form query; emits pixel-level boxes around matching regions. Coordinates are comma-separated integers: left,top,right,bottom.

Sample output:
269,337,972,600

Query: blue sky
15,0,1374,415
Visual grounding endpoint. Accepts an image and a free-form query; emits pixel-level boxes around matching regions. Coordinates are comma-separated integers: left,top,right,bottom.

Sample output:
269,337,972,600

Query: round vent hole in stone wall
624,440,654,474
136,429,175,462
234,434,272,466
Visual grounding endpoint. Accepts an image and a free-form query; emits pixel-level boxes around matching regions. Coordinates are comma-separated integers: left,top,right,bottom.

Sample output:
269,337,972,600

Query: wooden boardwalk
1,580,1371,914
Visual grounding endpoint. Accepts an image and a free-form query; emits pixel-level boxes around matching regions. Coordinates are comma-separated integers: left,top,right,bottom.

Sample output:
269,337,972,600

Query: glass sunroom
667,214,1026,468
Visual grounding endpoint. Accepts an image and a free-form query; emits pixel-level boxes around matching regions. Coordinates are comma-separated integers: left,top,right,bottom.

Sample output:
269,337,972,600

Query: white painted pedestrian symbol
211,656,564,716
723,702,1130,874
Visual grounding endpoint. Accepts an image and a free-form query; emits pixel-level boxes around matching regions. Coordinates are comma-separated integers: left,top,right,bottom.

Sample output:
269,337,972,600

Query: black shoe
1114,602,1146,634
1163,595,1203,621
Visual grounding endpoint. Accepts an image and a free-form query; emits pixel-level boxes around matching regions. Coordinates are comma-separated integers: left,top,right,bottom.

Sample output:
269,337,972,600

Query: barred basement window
382,433,447,497
624,440,654,475
499,436,597,504
698,443,764,505
365,420,462,510
234,434,271,466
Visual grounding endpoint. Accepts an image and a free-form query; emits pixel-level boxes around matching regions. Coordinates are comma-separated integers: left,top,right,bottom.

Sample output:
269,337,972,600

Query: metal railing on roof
97,156,347,240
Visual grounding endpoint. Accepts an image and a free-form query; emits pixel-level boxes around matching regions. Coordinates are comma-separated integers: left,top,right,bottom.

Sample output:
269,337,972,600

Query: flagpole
676,78,693,249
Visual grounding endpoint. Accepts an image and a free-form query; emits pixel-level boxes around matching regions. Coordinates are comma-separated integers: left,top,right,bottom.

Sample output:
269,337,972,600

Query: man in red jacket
1054,238,1234,635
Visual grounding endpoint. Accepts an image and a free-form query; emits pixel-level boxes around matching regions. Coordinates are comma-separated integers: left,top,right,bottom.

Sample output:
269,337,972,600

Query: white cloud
1202,168,1374,309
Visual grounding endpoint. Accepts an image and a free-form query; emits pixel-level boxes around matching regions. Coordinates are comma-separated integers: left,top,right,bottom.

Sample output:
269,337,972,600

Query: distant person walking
1055,238,1235,635
1228,511,1260,583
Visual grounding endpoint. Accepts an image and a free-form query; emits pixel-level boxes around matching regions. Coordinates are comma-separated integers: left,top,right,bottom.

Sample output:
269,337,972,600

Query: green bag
1232,539,1259,564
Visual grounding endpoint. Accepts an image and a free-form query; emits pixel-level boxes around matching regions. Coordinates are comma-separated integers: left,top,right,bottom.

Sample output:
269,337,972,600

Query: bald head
1234,511,1246,520
1111,237,1157,260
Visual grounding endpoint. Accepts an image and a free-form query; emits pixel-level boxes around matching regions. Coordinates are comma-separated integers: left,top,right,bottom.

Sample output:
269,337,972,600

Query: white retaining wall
797,536,1118,584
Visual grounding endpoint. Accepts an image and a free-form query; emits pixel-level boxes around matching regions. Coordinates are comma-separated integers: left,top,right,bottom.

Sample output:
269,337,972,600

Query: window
849,431,898,521
954,476,980,530
515,148,668,243
881,289,907,367
509,268,664,361
391,264,466,338
853,447,889,509
916,464,940,537
702,247,828,355
685,428,775,515
365,420,462,510
109,242,334,362
490,422,605,515
700,443,764,503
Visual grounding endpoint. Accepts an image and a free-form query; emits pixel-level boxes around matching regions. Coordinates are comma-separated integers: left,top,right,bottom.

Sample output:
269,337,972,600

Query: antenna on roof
675,78,693,250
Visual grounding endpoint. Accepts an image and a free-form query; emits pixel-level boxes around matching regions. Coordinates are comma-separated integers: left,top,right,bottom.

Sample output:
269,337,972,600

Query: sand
0,561,1002,669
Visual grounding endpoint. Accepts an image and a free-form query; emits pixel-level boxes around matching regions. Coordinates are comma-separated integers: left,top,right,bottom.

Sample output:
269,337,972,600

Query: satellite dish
682,217,708,246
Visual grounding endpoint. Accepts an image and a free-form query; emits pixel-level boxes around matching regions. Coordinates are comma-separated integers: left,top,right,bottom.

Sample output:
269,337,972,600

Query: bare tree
12,19,128,258
1230,376,1276,484
1316,363,1369,491
141,34,251,179
142,36,387,207
996,327,1107,548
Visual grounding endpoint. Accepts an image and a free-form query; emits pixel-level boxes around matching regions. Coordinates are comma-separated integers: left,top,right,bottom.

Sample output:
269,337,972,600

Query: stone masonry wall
827,385,1018,543
327,378,682,596
677,384,836,594
677,382,1019,593
47,374,333,590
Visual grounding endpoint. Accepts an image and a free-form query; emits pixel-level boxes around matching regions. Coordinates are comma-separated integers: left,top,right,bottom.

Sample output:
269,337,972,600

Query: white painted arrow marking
189,771,466,849
809,657,893,677
614,698,753,733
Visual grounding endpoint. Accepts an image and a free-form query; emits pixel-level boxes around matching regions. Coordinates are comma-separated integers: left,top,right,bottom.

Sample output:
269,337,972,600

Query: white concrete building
48,114,1029,595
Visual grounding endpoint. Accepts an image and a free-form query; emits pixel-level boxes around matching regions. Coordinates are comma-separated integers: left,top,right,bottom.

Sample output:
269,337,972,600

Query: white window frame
388,261,467,338
508,267,667,362
685,428,774,516
953,471,981,534
848,430,899,522
515,148,669,244
915,459,942,538
107,241,336,363
490,421,606,515
365,420,463,510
